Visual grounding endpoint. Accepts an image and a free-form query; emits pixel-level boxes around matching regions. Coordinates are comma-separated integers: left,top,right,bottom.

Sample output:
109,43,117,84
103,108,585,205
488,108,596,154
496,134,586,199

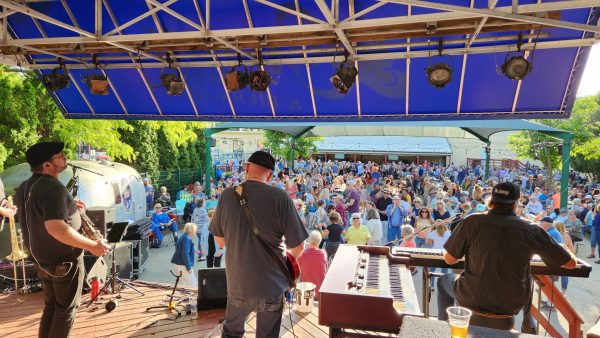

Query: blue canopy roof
2,0,598,122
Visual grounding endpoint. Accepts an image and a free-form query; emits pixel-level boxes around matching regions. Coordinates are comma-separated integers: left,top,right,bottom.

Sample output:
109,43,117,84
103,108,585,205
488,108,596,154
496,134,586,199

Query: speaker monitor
197,268,227,310
86,207,116,237
111,241,133,280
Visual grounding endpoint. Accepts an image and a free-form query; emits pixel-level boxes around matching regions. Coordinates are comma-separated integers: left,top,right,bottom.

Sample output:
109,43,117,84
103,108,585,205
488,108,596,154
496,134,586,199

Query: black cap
25,141,64,167
247,150,275,170
540,216,554,224
490,182,519,204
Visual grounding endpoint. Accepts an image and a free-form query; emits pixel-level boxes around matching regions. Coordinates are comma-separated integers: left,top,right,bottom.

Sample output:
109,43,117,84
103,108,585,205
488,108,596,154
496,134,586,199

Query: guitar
285,251,300,287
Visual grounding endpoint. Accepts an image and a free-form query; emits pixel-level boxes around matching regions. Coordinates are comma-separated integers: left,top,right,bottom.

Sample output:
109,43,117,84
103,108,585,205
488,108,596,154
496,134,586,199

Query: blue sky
577,44,600,97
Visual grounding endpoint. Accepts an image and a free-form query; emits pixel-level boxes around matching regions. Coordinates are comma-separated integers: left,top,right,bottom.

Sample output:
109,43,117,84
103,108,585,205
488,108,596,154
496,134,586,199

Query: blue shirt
171,233,195,270
546,227,563,244
386,204,406,227
151,212,170,227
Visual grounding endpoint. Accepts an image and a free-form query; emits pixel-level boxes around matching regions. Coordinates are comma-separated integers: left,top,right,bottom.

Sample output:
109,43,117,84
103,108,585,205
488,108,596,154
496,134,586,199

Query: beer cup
446,306,472,338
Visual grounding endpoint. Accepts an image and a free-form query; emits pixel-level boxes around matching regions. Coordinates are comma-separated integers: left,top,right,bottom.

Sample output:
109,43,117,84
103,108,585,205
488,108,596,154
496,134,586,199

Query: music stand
91,222,144,303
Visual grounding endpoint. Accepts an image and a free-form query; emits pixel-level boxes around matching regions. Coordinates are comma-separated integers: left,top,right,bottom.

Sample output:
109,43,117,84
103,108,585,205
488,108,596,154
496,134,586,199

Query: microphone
68,162,104,176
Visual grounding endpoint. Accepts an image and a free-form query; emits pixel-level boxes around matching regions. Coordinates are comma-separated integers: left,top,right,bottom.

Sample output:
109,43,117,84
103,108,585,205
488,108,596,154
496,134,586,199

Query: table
398,316,543,338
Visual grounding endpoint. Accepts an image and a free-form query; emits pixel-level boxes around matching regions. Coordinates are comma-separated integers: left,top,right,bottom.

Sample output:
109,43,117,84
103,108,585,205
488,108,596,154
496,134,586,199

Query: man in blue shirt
540,217,563,244
386,195,407,244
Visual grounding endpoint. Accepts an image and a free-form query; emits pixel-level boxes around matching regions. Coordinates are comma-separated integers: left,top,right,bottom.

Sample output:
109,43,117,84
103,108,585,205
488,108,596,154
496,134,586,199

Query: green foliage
263,130,321,162
119,121,160,178
509,95,600,176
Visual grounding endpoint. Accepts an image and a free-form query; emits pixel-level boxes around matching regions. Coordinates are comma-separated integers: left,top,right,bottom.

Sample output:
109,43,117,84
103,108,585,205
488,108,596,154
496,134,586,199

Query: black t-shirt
433,210,451,221
15,173,83,267
376,197,393,221
210,180,308,298
326,223,344,242
444,209,571,315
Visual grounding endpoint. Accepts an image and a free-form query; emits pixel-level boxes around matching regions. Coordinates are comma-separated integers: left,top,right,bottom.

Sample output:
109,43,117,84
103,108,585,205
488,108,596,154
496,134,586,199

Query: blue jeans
560,276,568,291
592,229,600,253
430,267,449,287
415,237,427,248
152,222,178,242
387,226,401,244
222,294,285,338
437,273,458,321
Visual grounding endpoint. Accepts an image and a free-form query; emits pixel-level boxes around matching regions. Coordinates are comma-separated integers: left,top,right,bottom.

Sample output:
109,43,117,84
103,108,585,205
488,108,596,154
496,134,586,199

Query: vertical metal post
204,130,214,197
560,136,572,209
485,142,491,180
290,138,297,173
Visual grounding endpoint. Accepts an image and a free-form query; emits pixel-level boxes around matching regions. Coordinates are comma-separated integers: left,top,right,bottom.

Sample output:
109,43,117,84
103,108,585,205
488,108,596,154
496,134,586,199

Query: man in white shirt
524,195,543,216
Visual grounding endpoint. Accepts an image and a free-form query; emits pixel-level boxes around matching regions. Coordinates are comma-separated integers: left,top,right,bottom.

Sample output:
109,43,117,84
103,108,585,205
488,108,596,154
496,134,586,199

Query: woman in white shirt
426,222,451,289
364,208,383,246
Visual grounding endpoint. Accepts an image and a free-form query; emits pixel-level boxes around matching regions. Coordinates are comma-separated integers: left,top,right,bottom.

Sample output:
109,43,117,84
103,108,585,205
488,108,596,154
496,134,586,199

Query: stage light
427,62,452,88
500,32,534,81
42,67,70,91
250,70,271,91
426,39,453,89
84,74,109,95
330,64,358,94
160,53,185,95
225,66,249,91
160,72,185,96
501,55,532,81
84,54,109,95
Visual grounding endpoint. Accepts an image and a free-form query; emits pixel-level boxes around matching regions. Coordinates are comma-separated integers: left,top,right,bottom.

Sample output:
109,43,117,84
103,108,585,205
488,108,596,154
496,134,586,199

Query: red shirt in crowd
297,248,328,296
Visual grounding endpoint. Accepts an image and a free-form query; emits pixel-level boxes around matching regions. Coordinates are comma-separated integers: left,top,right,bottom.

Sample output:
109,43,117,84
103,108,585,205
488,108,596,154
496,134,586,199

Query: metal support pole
203,128,226,197
560,137,572,209
290,138,297,173
485,142,491,180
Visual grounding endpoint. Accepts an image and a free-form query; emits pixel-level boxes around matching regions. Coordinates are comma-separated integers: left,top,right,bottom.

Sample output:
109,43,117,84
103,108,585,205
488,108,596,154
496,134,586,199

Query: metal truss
0,0,597,69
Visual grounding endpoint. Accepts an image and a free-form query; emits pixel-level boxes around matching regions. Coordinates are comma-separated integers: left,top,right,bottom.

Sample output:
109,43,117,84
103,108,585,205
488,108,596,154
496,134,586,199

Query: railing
531,274,584,338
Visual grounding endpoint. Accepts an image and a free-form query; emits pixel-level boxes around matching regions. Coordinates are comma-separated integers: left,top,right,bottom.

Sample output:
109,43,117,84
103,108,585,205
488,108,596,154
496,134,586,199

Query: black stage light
426,39,452,89
330,63,358,94
501,55,532,80
225,67,249,91
160,72,185,96
426,62,452,88
500,32,534,81
43,68,70,91
250,70,271,91
84,74,109,95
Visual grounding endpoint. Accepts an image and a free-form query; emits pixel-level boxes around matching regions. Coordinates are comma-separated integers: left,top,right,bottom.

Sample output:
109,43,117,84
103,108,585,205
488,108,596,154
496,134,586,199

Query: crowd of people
148,156,600,298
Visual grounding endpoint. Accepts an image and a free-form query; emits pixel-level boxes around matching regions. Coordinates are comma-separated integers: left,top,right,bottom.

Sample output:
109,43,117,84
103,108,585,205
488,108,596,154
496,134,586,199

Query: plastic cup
446,306,472,338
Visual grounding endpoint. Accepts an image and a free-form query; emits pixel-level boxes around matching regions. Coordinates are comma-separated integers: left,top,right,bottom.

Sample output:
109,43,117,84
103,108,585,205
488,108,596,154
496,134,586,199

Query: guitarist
210,150,308,338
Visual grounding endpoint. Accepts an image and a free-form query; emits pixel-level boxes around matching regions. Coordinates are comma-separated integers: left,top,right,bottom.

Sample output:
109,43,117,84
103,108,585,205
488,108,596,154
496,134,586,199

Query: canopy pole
290,137,297,172
560,136,572,209
484,142,491,180
203,128,226,197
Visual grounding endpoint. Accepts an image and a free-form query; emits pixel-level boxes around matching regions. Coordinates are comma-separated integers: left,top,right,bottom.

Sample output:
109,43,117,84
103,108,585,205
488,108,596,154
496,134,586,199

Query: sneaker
595,260,600,264
199,256,207,261
586,254,595,259
541,301,554,310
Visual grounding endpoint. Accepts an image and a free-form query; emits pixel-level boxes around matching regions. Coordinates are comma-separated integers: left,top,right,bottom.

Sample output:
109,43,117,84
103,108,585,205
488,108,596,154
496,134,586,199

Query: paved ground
138,228,600,336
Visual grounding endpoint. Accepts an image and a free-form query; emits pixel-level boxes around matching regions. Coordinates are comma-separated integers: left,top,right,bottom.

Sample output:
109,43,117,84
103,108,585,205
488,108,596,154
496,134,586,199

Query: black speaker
111,242,133,279
197,268,227,310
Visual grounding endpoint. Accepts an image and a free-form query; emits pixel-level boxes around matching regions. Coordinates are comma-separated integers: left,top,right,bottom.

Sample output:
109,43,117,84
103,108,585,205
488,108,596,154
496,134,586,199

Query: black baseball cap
247,150,275,170
490,182,520,204
540,216,554,224
25,141,64,167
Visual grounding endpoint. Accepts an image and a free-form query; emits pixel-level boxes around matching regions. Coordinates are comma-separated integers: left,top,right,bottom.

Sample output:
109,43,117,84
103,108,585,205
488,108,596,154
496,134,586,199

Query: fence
145,167,203,201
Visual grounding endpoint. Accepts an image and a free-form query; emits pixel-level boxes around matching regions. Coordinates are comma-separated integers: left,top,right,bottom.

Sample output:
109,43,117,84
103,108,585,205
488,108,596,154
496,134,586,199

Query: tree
508,95,600,178
263,130,322,162
0,67,134,170
119,121,160,178
156,127,179,170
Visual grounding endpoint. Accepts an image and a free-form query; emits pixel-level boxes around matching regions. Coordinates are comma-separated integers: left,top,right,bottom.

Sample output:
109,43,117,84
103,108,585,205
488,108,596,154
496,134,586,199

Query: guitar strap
233,183,295,288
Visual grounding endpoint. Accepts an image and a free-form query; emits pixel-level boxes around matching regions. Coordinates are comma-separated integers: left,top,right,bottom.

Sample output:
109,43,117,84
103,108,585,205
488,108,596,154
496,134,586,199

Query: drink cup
446,306,472,338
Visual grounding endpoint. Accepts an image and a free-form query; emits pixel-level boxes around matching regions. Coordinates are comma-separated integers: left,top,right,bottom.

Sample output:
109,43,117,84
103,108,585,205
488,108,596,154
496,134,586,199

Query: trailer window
111,181,122,204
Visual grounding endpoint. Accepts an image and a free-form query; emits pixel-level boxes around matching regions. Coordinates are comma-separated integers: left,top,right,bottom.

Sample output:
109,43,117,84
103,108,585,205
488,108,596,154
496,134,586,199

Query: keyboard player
437,182,577,325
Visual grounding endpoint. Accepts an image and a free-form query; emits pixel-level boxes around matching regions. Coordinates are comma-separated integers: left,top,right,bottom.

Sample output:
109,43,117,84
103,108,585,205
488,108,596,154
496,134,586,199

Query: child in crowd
399,225,416,248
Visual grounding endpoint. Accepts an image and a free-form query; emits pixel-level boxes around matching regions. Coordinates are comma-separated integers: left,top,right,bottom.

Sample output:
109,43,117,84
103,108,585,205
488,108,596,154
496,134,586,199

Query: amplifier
125,236,149,279
86,207,116,237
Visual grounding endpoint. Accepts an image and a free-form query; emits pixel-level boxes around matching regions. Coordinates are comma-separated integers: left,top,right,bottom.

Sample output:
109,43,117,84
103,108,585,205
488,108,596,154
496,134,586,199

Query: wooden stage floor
0,280,337,338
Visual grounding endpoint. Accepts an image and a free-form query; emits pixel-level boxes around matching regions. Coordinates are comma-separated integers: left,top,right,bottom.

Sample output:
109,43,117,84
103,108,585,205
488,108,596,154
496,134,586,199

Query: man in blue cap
15,141,110,338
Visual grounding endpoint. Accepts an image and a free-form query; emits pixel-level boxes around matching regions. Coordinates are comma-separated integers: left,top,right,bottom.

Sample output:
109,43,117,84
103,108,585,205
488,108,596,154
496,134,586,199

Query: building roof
1,1,598,122
315,136,451,155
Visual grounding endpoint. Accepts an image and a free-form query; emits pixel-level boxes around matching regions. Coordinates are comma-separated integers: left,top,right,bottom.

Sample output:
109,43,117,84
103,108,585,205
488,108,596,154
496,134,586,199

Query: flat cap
25,141,64,167
247,150,275,170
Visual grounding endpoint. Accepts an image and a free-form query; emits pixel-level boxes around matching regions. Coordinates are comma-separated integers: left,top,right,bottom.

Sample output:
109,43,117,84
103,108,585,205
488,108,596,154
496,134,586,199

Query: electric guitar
285,251,300,287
